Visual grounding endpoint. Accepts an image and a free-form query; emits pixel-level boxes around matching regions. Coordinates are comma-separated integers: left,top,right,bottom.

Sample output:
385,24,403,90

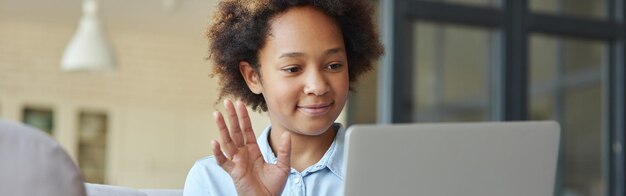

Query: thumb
276,132,291,168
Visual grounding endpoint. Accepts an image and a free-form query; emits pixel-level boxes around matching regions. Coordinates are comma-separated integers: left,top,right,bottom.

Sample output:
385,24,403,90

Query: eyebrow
278,47,344,59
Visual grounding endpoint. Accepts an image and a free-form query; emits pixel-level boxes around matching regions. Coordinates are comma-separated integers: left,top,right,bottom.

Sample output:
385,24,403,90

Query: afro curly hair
207,0,384,112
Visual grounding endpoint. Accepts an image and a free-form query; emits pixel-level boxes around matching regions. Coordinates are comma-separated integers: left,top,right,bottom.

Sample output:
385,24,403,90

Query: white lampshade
61,0,115,71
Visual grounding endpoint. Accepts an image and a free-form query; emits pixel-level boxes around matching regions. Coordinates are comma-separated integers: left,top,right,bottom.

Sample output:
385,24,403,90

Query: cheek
334,73,350,97
263,77,299,106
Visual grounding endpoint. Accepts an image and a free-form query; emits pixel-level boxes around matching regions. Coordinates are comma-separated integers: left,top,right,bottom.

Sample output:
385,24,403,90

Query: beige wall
0,10,339,189
0,0,348,189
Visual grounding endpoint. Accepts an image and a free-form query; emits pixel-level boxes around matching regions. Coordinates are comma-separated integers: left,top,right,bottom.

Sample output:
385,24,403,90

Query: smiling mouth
297,101,334,116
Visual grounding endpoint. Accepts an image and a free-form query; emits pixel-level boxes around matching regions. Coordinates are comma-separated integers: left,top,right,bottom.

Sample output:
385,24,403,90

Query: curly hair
207,0,384,112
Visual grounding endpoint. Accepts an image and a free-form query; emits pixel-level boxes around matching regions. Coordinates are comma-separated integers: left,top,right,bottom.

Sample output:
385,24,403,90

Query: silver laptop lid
343,121,560,196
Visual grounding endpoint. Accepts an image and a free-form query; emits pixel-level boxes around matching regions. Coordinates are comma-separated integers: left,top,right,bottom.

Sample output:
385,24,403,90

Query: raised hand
212,100,292,196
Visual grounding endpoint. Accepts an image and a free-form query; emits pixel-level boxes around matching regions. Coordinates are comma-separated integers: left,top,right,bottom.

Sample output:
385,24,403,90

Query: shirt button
294,178,301,184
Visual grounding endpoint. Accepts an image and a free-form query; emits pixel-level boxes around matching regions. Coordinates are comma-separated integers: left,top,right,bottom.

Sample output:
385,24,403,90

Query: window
22,107,54,135
530,34,607,196
77,111,108,184
371,0,626,195
419,0,499,7
530,0,607,19
412,22,496,122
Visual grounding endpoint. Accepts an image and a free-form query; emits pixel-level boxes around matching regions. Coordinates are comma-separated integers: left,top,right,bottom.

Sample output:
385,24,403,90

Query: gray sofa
85,183,182,196
0,119,182,196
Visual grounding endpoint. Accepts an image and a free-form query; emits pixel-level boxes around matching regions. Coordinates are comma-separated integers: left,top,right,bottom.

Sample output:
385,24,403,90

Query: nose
303,70,330,96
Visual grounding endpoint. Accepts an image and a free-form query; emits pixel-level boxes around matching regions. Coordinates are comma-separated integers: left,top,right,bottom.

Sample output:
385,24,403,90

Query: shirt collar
256,123,346,179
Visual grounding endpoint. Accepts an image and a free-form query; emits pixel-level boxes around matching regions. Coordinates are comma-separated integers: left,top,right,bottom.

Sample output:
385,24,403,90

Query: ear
239,61,262,94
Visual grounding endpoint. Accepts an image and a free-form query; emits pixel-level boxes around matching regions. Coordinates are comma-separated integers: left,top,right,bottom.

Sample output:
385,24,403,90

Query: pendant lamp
61,0,115,71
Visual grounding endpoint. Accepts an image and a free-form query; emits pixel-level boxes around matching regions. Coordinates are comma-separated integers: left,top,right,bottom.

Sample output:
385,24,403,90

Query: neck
269,124,337,172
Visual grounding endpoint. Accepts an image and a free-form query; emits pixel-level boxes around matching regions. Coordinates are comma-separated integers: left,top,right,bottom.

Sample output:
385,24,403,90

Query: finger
275,132,291,168
212,140,226,165
236,101,257,145
214,111,236,158
224,99,244,147
212,140,233,171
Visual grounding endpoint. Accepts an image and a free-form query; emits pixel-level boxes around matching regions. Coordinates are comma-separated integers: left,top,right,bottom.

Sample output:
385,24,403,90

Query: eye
326,63,343,71
282,66,302,73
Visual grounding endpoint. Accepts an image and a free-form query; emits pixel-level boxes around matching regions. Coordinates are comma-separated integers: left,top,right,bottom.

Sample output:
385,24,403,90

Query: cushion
139,189,183,196
85,183,183,196
0,119,86,196
85,183,147,196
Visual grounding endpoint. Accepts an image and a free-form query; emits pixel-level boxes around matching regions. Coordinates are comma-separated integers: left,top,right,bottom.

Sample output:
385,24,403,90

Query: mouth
297,101,334,117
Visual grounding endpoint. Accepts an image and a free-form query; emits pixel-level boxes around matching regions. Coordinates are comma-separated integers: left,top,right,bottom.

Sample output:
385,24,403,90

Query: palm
212,100,291,196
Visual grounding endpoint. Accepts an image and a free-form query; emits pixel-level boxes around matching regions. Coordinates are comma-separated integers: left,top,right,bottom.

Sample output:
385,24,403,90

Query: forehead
262,6,344,54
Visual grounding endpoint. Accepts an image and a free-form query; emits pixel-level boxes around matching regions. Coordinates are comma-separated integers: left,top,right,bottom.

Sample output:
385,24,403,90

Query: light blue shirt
183,123,345,196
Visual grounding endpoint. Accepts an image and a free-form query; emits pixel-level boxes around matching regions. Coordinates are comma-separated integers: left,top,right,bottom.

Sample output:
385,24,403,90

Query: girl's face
242,6,349,136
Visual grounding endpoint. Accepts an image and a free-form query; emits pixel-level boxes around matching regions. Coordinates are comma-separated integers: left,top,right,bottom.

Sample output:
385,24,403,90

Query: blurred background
0,0,624,196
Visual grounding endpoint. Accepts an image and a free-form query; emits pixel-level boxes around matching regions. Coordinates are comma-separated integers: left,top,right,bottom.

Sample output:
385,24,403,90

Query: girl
184,0,383,195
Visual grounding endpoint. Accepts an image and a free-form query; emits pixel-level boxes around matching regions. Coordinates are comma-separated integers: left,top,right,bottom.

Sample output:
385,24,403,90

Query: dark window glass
22,107,54,134
78,111,108,184
412,22,496,122
530,34,606,196
530,0,607,19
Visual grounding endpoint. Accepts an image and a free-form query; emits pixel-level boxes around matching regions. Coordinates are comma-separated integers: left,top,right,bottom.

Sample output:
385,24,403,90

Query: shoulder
191,156,224,173
183,156,236,196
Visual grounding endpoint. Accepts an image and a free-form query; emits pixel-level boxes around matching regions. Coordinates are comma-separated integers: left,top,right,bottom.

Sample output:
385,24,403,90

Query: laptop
342,121,560,196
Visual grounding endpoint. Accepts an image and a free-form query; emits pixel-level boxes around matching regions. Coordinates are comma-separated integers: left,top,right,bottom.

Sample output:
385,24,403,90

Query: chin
293,120,335,136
